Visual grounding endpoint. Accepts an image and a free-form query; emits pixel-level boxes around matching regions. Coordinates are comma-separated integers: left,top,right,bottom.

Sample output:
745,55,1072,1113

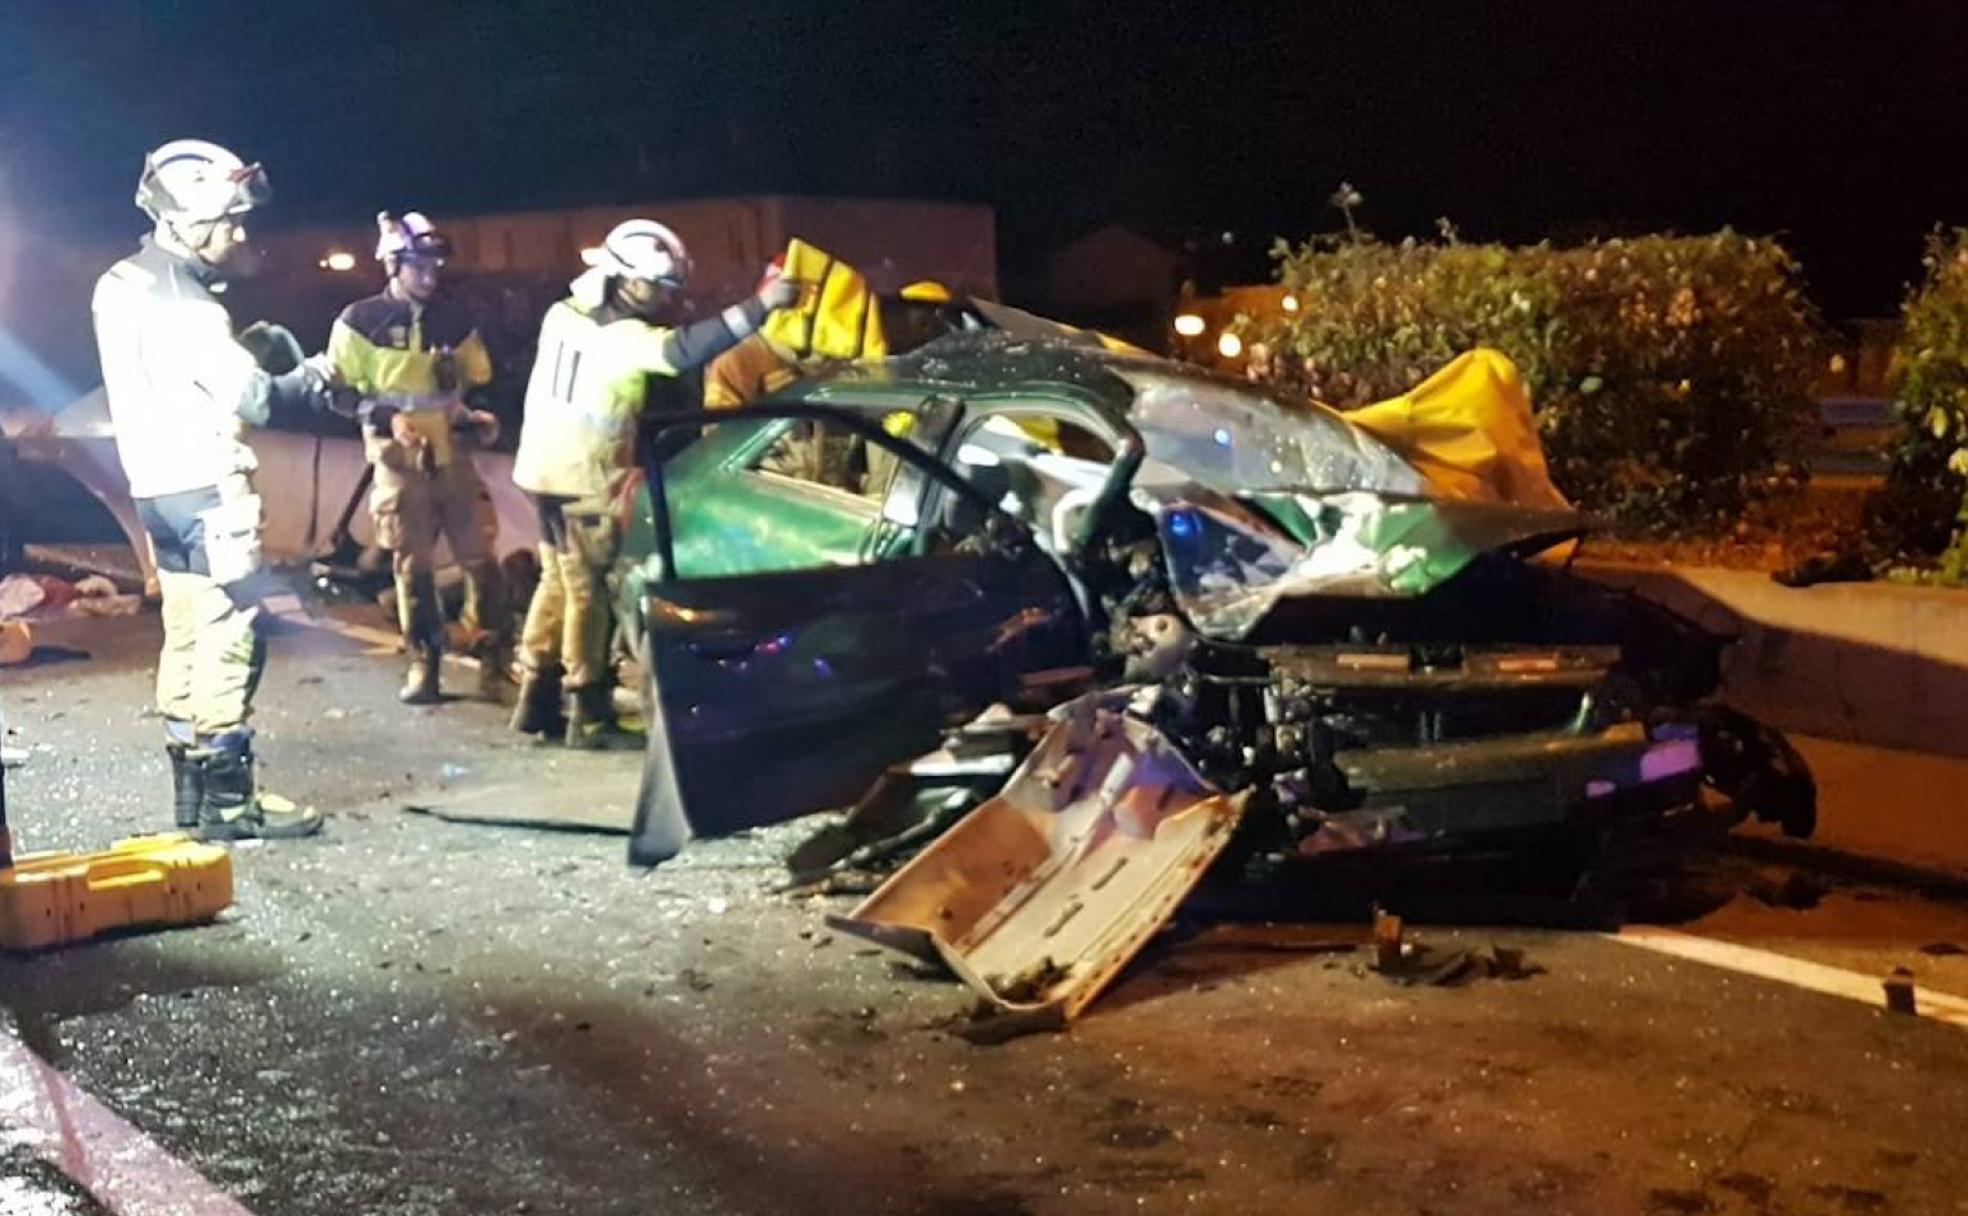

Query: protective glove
325,383,364,420
455,408,501,446
239,322,305,374
756,275,801,312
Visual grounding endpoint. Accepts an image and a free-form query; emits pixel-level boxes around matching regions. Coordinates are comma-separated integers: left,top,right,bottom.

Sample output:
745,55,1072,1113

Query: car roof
800,328,1330,431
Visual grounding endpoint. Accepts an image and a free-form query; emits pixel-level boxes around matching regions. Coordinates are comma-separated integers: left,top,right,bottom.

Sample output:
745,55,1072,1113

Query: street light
1217,332,1243,360
318,251,357,272
1173,313,1206,338
1281,294,1299,313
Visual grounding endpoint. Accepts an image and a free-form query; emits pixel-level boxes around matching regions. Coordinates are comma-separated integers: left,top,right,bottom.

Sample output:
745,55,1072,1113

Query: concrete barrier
1580,561,1968,759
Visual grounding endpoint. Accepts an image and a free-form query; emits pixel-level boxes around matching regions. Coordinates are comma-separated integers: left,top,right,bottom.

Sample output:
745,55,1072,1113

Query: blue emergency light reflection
0,328,78,409
1166,509,1199,540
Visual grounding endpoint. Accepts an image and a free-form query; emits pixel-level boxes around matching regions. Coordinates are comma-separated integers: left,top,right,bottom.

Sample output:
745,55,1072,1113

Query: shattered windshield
1114,367,1425,499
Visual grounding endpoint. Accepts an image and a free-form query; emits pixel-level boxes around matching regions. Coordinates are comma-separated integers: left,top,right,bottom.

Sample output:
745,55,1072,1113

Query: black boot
510,665,564,736
165,742,203,831
197,734,324,841
564,682,634,750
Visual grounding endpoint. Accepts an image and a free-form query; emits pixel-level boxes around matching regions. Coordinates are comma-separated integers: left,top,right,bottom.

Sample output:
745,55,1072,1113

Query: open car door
628,404,1092,866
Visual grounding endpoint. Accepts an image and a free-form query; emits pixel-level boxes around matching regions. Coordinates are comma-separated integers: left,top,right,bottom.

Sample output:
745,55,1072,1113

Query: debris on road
0,572,139,629
1883,968,1918,1016
0,573,66,619
1373,908,1405,971
0,620,29,666
1370,931,1544,988
951,999,1067,1046
831,702,1245,1024
1745,866,1830,910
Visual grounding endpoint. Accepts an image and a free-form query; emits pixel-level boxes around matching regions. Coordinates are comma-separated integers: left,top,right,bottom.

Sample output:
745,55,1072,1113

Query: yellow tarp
761,239,889,362
1348,349,1572,510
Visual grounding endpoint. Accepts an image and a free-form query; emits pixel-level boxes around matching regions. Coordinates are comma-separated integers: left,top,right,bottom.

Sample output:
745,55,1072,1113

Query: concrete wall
1580,561,1968,758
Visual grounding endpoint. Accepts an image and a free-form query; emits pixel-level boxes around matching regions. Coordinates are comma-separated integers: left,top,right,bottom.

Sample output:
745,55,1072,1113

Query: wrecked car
616,334,1814,1014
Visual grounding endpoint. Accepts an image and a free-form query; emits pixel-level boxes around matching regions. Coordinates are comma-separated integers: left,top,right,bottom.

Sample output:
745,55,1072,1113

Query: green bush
1876,229,1968,581
1242,230,1823,532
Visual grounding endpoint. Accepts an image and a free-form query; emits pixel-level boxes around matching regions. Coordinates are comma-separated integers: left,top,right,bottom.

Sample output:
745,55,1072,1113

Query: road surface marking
0,1027,256,1215
1610,926,1968,1029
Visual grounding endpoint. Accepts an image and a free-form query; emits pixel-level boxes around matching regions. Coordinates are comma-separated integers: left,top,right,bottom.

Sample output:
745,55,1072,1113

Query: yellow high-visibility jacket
760,239,889,362
328,289,492,468
512,298,685,501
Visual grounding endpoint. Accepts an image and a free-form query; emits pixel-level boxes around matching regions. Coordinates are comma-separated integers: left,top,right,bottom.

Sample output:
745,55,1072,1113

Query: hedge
1875,229,1968,581
1240,230,1824,532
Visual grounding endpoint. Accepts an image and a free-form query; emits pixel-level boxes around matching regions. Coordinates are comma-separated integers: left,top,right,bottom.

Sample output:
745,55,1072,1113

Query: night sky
4,1,1968,316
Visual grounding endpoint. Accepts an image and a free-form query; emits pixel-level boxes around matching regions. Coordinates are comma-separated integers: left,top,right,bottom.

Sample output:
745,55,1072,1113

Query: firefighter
702,278,967,492
700,275,962,410
510,219,799,747
328,212,511,705
90,139,338,840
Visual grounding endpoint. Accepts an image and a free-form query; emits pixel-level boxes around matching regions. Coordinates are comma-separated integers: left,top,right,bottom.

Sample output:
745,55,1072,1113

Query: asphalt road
5,610,1968,1216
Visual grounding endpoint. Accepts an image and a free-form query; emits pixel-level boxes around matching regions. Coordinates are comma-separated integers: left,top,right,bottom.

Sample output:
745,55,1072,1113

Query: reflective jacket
327,290,492,469
512,283,767,500
91,239,273,499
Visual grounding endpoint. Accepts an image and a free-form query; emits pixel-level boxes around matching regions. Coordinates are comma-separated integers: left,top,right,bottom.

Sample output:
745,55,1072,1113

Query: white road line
0,1028,255,1215
1609,926,1968,1030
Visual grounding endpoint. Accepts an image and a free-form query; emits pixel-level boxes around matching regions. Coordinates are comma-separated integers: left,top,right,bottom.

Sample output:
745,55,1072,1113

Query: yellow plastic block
0,833,234,951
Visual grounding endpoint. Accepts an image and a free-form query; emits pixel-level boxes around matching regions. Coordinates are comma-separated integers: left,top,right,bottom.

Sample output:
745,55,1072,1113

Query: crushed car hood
1134,476,1584,640
1111,350,1583,638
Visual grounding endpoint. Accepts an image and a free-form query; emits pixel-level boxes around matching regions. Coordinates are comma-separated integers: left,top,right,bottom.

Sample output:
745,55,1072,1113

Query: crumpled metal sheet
1131,477,1584,640
828,696,1246,1023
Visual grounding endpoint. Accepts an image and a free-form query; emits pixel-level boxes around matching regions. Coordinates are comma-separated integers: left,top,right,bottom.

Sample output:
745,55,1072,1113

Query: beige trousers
517,500,618,689
369,452,504,650
155,567,265,735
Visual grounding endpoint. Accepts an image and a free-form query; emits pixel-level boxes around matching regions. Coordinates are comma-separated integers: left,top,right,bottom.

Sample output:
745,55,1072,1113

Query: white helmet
135,139,269,225
582,219,690,286
375,211,451,265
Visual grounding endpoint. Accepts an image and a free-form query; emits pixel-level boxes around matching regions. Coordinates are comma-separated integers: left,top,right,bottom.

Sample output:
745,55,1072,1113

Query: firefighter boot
196,732,324,842
564,682,634,750
400,644,442,705
510,665,565,736
164,720,202,830
475,638,517,705
462,557,516,705
396,565,444,705
166,743,204,830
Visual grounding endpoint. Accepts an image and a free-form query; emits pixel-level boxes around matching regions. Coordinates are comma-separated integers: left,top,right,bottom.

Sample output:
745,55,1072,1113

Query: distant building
260,195,998,303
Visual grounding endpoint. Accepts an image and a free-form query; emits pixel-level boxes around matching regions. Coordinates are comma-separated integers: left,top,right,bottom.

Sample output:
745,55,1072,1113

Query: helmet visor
228,163,271,214
400,233,451,264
